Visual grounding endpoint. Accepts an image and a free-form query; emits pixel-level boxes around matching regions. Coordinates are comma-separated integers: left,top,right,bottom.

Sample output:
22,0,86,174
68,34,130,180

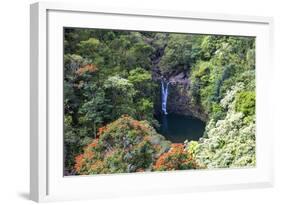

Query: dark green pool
156,114,206,143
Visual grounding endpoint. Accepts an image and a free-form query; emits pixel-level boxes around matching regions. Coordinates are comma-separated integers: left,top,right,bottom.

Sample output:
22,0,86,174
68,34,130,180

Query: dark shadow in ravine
156,113,206,143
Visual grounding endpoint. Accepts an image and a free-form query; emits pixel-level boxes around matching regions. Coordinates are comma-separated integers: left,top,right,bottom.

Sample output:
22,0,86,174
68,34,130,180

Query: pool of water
156,113,206,143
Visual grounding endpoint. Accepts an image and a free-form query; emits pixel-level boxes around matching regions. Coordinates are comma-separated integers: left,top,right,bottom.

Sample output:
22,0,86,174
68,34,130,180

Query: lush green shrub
235,91,255,117
210,103,226,122
185,141,200,157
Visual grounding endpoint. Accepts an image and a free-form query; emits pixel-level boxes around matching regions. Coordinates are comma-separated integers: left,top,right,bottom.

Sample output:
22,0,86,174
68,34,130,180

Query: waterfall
161,80,170,115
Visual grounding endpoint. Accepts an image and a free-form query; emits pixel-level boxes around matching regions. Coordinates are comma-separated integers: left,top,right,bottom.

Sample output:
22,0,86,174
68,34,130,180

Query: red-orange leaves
76,64,98,76
74,154,84,173
153,143,199,171
74,115,171,175
88,139,99,148
97,126,107,138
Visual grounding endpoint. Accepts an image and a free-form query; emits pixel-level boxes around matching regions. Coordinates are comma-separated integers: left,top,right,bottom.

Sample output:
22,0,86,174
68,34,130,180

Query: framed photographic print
30,2,274,202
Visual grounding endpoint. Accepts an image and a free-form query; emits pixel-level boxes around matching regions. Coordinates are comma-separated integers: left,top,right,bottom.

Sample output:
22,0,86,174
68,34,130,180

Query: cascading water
161,80,170,115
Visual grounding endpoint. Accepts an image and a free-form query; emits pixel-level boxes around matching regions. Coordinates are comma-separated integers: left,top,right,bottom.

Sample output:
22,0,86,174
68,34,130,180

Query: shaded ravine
151,44,207,143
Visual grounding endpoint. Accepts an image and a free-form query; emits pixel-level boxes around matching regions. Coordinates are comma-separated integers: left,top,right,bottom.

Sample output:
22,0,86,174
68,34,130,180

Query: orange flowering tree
153,144,200,171
76,64,98,76
75,115,171,175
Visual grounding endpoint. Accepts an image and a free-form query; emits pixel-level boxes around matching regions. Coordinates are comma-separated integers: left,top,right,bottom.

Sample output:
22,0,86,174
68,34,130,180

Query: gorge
157,75,206,143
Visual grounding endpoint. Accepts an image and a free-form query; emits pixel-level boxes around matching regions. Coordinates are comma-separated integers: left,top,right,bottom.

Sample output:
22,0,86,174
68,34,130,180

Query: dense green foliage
189,83,256,168
235,91,255,116
159,34,192,74
64,29,158,172
189,36,255,118
64,28,256,174
186,36,256,168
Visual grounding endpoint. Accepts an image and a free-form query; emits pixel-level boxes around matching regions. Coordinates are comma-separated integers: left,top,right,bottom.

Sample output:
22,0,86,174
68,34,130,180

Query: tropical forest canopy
64,28,255,175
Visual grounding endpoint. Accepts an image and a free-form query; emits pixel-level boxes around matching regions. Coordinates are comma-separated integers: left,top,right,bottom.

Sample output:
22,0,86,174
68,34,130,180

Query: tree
103,76,136,120
128,67,157,124
153,144,200,171
159,34,193,75
78,37,108,67
75,115,171,175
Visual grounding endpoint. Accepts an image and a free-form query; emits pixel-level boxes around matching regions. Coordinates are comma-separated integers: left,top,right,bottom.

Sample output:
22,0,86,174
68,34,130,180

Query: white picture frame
30,1,274,202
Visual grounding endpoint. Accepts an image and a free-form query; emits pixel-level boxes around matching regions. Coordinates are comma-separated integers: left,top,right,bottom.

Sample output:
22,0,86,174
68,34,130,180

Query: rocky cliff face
167,82,207,121
153,71,208,121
